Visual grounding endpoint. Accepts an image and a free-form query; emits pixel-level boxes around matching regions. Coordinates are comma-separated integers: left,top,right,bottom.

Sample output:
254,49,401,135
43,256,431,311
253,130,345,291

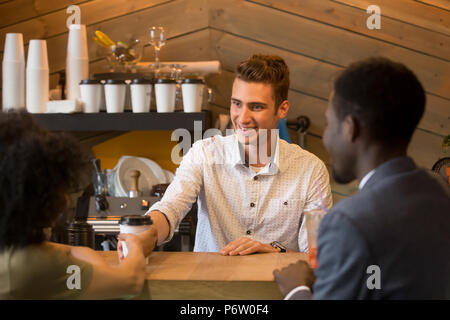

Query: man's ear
277,100,290,119
343,115,360,143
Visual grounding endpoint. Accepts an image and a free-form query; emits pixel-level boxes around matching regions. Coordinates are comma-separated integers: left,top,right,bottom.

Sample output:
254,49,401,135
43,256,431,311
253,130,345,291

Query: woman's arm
47,235,147,299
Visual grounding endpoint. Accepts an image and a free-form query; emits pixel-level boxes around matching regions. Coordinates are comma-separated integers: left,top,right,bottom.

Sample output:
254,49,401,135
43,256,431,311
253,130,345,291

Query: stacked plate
113,156,175,197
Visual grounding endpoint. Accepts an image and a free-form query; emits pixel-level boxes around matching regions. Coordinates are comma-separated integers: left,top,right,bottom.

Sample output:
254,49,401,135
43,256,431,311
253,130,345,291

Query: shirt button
246,230,252,235
284,201,288,205
250,202,255,208
253,176,258,181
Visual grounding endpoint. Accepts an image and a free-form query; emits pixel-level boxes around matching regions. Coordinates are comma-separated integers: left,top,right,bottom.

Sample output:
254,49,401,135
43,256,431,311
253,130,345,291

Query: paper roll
135,60,221,75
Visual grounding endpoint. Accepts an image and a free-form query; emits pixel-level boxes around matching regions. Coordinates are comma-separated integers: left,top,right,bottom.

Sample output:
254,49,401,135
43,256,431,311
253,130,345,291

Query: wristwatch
270,241,287,253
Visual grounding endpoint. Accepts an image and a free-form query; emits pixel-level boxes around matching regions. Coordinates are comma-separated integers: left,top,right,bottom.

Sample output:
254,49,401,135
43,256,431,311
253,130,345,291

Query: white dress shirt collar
231,133,280,175
359,169,376,190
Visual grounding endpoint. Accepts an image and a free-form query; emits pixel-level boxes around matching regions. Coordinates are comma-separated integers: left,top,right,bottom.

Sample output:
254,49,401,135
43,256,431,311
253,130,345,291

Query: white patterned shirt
148,134,332,252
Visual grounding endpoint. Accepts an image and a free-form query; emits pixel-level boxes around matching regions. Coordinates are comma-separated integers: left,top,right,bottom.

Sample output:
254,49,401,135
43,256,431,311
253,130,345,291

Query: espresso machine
74,158,196,251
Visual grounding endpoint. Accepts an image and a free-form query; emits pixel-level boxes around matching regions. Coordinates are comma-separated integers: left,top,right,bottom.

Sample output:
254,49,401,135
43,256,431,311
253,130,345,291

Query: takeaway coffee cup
104,79,126,113
66,219,95,249
181,78,204,113
155,79,176,113
80,79,102,113
130,78,153,113
119,215,153,257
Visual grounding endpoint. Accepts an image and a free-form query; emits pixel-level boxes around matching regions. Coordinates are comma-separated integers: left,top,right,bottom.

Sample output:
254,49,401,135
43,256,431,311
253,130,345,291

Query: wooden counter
98,251,307,300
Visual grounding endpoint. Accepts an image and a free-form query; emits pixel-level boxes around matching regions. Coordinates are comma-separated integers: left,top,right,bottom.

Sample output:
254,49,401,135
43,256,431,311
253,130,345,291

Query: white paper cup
80,80,102,113
26,40,48,69
26,40,48,114
104,79,126,113
155,79,176,113
3,33,25,111
130,79,153,113
3,61,25,111
119,215,153,258
67,57,89,100
3,33,24,62
67,24,88,59
67,25,89,101
182,79,204,113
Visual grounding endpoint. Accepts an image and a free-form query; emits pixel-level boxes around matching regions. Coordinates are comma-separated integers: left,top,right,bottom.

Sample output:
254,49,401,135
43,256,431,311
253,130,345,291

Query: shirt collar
230,133,280,176
359,169,376,190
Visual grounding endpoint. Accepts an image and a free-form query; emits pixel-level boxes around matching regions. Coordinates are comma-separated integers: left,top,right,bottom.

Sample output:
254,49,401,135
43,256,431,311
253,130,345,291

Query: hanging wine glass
149,26,166,75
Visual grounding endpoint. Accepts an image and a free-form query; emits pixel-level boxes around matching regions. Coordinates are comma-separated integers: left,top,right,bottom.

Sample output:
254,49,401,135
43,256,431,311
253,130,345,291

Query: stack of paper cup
66,24,89,101
181,78,205,113
26,40,49,113
2,33,25,111
155,79,176,113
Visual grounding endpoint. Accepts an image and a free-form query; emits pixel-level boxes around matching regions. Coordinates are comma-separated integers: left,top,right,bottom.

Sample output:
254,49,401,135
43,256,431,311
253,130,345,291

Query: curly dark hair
0,110,91,250
236,54,290,110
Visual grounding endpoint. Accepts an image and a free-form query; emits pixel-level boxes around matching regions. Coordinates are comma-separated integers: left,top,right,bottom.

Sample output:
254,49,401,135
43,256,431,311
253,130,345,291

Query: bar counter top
98,251,307,300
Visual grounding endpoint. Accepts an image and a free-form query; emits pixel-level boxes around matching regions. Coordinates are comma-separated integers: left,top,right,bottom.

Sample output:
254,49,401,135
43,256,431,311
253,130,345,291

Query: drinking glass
305,208,326,268
149,26,166,73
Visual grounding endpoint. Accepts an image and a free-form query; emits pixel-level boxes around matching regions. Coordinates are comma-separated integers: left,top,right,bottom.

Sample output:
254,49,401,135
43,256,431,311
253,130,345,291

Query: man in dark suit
273,57,450,299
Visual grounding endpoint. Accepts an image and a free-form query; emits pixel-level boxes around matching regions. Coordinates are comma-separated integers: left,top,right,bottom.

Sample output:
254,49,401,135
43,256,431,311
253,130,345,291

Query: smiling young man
128,54,332,257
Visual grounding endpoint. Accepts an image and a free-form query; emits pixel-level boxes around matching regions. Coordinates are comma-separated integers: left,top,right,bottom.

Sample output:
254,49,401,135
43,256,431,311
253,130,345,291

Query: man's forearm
148,210,170,245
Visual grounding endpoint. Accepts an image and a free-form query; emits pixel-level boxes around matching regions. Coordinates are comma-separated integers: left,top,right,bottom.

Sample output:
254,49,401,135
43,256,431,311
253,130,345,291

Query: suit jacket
289,156,450,299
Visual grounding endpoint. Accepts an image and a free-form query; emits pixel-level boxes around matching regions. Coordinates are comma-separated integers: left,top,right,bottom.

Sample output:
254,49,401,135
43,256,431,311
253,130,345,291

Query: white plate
116,156,162,196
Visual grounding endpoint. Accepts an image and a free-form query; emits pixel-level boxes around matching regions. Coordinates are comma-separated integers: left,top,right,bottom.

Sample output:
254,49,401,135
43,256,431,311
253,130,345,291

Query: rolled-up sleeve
148,140,204,243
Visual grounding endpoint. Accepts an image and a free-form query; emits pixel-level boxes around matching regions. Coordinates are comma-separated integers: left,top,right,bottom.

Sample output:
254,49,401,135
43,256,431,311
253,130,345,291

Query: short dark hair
0,110,90,250
333,57,425,146
236,54,290,109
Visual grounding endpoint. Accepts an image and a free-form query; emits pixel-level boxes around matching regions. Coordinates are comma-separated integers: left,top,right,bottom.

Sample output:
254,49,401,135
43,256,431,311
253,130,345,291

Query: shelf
33,111,211,132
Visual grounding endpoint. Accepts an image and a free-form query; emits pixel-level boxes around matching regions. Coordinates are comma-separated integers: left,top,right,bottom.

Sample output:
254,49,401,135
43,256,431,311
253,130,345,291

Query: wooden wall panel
334,0,449,35
415,0,450,10
0,0,89,29
209,0,450,100
1,0,209,88
0,0,171,52
253,0,449,61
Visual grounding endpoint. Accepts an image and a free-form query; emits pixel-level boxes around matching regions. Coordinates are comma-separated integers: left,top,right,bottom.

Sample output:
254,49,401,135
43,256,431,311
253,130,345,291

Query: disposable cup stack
2,33,25,111
26,40,49,113
66,24,89,101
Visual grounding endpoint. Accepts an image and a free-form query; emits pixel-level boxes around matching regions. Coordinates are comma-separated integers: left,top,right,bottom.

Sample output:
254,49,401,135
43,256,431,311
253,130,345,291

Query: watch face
271,241,286,252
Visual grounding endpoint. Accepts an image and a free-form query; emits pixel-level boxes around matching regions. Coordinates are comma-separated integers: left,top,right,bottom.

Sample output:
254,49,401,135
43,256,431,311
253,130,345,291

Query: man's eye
232,100,241,107
252,105,263,110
